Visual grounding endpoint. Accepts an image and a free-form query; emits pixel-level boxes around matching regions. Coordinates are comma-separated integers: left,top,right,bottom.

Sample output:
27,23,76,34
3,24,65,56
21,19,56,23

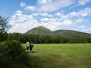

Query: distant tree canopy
0,32,91,43
0,16,11,33
1,33,90,43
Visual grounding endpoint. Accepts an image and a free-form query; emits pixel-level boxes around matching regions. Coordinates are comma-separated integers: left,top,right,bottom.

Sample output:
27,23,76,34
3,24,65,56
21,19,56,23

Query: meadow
28,44,91,68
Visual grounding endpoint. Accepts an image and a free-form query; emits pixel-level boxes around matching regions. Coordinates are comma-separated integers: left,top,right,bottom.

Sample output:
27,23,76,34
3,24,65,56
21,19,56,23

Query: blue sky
0,0,91,33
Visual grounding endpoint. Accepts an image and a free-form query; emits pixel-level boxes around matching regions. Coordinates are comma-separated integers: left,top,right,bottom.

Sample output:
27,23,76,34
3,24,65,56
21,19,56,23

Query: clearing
25,44,91,68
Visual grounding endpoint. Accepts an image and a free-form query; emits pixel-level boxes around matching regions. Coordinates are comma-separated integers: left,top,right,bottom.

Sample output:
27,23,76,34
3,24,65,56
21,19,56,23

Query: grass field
26,44,91,68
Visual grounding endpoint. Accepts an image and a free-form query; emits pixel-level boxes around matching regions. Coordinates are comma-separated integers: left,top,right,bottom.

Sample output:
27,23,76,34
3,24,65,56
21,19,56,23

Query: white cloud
32,13,38,16
20,0,74,13
20,2,26,7
38,0,52,5
41,23,60,31
69,11,78,17
20,2,36,11
32,12,49,16
15,10,23,15
61,19,73,26
39,17,63,30
9,10,39,33
20,0,91,13
71,0,91,8
75,18,84,23
75,26,91,33
38,0,74,12
25,6,35,11
9,10,74,33
67,8,91,18
78,8,91,17
78,0,91,5
40,18,49,21
55,12,64,16
9,6,91,33
60,8,91,20
39,13,49,16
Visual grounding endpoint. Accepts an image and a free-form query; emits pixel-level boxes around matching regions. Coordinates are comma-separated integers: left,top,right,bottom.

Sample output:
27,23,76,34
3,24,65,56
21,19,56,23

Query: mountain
26,26,52,34
53,30,90,35
26,26,91,37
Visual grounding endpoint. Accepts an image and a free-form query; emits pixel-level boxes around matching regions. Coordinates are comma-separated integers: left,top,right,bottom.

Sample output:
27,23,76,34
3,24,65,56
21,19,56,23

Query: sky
0,0,91,33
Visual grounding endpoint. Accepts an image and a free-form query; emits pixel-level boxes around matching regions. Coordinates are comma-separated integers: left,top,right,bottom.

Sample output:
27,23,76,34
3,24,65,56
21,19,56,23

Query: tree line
0,33,91,43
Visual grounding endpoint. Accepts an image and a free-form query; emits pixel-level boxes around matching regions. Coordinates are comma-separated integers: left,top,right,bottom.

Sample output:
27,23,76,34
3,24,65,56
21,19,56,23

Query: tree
0,16,11,33
0,16,11,42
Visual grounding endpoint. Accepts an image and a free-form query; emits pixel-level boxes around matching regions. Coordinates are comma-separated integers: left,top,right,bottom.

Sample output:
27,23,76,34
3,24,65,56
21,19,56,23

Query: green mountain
53,30,90,36
26,26,91,37
26,26,52,34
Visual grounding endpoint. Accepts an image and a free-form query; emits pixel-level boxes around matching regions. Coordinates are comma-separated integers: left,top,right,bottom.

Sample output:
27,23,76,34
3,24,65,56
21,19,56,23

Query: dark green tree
0,16,11,33
0,16,11,42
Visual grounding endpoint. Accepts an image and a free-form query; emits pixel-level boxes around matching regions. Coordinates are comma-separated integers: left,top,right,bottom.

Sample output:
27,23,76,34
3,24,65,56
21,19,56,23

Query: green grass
26,44,91,68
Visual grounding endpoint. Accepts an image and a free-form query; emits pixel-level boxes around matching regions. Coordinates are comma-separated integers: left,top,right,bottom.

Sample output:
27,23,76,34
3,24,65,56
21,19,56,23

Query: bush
0,40,30,68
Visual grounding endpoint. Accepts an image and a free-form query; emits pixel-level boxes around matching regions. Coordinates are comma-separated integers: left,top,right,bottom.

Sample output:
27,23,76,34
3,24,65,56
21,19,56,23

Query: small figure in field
26,42,29,51
29,42,34,52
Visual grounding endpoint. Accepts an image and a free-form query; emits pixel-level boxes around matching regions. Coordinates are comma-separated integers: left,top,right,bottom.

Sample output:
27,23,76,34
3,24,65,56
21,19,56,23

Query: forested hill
53,30,91,37
26,26,52,34
26,26,91,36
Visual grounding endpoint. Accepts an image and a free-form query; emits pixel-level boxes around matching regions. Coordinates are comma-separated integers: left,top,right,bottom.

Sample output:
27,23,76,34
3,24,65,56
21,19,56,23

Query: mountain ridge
26,26,91,35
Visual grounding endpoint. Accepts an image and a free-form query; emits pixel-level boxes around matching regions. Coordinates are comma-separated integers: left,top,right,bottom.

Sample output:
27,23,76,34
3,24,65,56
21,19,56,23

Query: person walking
29,42,34,52
26,42,29,50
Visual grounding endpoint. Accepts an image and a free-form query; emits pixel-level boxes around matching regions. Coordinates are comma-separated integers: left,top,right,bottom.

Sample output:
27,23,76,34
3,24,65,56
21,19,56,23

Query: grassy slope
26,26,51,34
28,44,91,68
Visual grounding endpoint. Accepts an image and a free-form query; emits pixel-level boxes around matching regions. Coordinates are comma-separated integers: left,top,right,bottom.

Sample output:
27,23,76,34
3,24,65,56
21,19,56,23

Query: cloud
40,18,49,21
75,18,85,23
38,0,74,12
31,12,50,17
25,6,35,11
20,0,91,13
20,2,36,11
20,0,74,13
9,10,72,33
60,8,91,20
78,8,91,17
78,0,91,5
61,19,73,26
39,13,49,16
71,0,91,8
38,0,52,5
20,2,26,7
75,26,91,33
9,7,91,33
9,10,39,33
55,12,64,17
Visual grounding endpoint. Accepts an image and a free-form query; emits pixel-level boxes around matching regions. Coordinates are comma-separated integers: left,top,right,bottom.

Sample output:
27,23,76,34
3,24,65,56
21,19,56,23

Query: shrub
0,40,30,68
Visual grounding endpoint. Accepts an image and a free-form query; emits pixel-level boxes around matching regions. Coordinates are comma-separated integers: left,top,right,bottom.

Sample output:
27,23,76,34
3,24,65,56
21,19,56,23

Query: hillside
53,30,91,37
26,26,91,37
26,26,52,34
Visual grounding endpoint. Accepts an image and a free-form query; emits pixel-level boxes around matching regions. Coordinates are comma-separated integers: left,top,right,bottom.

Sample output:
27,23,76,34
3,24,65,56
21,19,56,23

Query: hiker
29,42,34,52
26,42,29,51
